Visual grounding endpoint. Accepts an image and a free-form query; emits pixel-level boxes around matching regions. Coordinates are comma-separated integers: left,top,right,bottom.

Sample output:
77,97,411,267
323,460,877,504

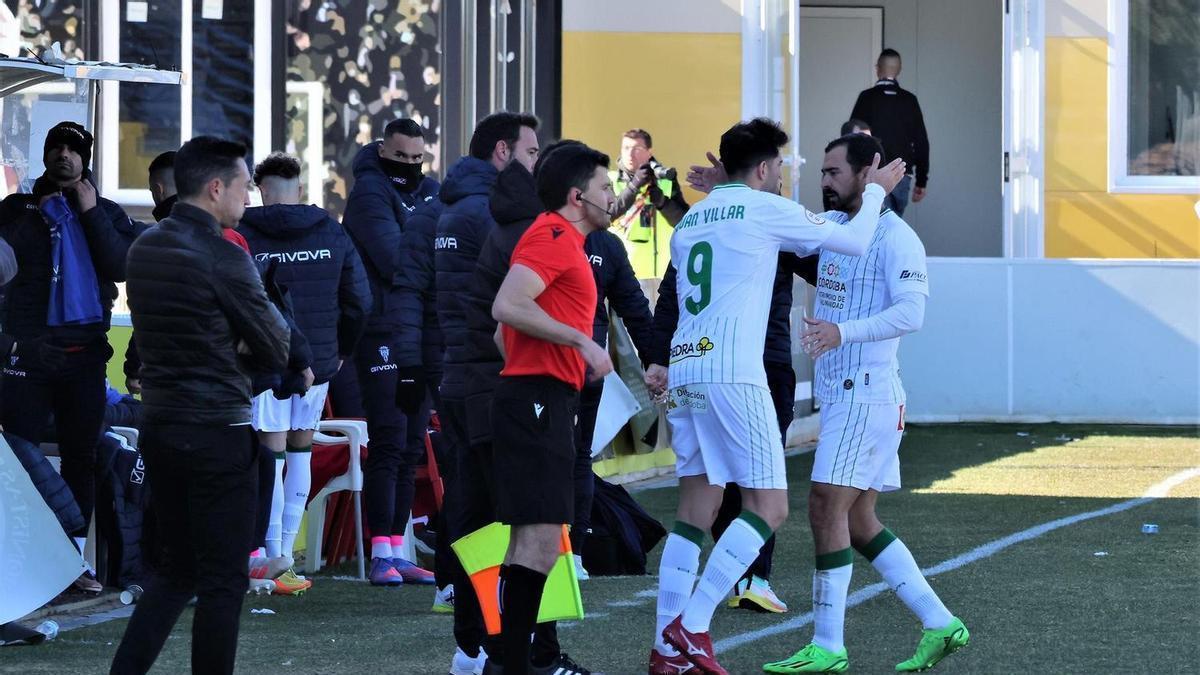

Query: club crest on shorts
379,345,390,363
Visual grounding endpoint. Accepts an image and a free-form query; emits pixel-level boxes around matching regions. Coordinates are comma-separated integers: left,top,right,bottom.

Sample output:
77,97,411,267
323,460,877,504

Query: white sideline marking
714,466,1200,654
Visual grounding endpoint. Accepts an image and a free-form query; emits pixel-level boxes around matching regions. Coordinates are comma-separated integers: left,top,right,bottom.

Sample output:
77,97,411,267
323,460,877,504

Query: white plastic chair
108,426,139,450
304,419,368,579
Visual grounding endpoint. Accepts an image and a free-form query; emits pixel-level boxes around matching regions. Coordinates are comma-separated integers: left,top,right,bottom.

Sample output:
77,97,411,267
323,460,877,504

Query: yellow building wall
561,31,740,207
1044,37,1200,258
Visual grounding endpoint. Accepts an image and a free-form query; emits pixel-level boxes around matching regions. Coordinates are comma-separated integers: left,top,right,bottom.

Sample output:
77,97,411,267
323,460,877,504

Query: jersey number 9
685,241,713,316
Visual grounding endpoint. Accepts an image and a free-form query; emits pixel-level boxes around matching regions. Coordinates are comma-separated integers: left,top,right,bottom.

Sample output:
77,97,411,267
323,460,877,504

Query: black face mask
380,157,424,191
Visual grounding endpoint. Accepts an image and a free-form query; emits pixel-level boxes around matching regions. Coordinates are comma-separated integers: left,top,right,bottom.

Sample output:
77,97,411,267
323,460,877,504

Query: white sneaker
247,578,276,595
432,584,455,613
573,554,590,581
449,646,486,675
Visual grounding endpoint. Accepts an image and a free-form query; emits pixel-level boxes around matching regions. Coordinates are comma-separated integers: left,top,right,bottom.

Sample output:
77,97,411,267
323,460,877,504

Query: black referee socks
500,564,548,674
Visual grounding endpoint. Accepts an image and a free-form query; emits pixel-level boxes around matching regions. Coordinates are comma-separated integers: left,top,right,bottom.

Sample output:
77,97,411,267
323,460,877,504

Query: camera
647,160,676,182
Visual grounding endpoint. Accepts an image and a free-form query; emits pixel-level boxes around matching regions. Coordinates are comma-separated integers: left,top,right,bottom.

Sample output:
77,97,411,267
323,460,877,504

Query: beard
822,189,841,211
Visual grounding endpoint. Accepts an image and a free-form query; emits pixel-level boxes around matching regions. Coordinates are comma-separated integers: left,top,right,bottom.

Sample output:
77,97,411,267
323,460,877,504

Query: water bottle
120,584,144,605
35,620,59,641
1141,523,1159,534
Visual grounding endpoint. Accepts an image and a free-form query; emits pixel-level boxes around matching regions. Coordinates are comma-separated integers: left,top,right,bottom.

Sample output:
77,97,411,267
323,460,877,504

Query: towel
40,194,102,326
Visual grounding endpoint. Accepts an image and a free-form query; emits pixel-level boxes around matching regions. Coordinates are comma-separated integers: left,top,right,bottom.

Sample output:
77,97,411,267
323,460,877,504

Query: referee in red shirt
490,143,616,674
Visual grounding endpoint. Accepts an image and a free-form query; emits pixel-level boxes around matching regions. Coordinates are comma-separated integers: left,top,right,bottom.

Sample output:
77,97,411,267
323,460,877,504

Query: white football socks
655,527,702,655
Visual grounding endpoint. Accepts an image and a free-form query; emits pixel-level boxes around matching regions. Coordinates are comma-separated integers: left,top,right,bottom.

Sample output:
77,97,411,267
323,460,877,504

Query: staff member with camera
610,129,689,279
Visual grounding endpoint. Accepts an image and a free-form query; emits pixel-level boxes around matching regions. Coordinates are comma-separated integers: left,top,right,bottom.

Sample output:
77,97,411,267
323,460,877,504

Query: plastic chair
304,419,368,579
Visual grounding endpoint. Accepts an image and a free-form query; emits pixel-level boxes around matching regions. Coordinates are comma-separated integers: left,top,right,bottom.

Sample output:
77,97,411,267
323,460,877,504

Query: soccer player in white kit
762,134,968,674
646,119,906,675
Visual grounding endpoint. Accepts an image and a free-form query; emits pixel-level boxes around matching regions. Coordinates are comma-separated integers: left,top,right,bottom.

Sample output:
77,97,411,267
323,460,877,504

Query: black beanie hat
44,121,94,169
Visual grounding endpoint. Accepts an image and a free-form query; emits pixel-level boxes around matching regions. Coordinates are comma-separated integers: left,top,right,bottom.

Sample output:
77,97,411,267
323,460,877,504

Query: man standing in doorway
609,129,689,278
850,49,930,216
489,143,616,675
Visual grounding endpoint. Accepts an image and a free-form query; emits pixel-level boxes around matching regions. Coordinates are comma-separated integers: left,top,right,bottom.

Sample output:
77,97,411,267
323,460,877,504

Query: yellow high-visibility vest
610,170,675,279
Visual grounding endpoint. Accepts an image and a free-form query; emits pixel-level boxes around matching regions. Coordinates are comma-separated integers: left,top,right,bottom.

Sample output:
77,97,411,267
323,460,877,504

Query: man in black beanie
0,120,139,592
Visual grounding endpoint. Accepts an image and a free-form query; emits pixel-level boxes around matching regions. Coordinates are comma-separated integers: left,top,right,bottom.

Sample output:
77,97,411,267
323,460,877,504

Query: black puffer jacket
463,161,538,441
239,204,371,384
342,142,440,342
435,156,499,400
650,253,818,368
0,172,142,347
126,203,290,425
397,195,446,381
584,230,654,354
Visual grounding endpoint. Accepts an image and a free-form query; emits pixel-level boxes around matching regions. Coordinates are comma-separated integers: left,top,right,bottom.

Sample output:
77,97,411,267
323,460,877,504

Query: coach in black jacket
0,122,140,576
112,136,290,675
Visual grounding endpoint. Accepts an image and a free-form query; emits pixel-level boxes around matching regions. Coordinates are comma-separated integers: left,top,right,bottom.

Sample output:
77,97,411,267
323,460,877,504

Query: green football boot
763,643,849,673
895,617,970,672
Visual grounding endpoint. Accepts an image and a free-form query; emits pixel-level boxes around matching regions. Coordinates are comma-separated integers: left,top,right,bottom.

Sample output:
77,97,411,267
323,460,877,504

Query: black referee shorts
491,375,580,526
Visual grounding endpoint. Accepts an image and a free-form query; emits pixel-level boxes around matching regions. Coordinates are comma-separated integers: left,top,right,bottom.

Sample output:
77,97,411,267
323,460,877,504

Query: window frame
1107,0,1200,194
98,0,273,205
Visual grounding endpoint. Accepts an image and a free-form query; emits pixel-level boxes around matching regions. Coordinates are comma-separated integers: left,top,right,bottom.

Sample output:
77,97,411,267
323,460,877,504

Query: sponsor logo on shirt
434,236,457,250
254,249,332,263
669,386,708,412
899,269,927,282
669,336,715,363
587,254,604,267
551,227,564,239
805,209,827,225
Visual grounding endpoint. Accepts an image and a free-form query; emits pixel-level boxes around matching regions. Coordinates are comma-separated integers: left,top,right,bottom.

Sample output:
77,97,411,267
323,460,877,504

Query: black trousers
253,433,273,552
711,363,796,581
355,334,420,538
110,422,257,675
2,348,107,538
439,397,560,663
570,378,603,551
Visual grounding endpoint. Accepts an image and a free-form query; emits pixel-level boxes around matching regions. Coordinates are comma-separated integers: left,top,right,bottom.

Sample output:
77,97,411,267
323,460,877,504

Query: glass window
191,1,254,145
117,0,183,190
1127,0,1200,177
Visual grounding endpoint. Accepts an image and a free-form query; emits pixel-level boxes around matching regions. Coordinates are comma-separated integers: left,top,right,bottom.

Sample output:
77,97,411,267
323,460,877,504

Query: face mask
380,157,424,190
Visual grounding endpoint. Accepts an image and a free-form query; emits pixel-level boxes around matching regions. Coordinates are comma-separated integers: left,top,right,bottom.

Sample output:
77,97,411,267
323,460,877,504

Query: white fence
898,258,1200,424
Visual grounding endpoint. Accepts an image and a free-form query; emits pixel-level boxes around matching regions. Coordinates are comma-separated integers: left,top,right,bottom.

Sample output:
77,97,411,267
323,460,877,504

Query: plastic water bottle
1141,523,1159,534
35,620,59,641
120,584,144,605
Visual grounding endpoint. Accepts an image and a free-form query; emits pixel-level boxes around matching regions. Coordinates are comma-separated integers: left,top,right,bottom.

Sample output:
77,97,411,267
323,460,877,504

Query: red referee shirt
500,211,597,391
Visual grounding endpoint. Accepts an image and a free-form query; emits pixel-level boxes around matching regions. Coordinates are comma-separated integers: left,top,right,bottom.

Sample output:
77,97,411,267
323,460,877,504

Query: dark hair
536,144,609,211
174,136,248,199
384,118,425,139
824,133,886,174
533,139,584,177
469,111,539,161
718,118,789,178
623,128,652,148
253,152,302,185
878,48,901,62
148,150,176,180
840,119,871,136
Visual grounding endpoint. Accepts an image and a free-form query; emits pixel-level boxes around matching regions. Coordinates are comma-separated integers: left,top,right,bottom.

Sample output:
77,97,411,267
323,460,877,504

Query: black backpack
580,475,666,576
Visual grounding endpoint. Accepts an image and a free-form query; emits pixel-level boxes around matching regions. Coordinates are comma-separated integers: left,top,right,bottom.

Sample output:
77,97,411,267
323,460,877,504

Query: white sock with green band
681,511,772,634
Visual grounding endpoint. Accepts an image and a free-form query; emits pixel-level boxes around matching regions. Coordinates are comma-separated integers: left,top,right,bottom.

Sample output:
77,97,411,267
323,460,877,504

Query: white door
795,7,882,211
1002,0,1045,257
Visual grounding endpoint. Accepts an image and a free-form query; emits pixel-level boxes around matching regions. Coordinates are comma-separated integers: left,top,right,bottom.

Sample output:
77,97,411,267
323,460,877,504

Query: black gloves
394,366,426,415
272,369,309,400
